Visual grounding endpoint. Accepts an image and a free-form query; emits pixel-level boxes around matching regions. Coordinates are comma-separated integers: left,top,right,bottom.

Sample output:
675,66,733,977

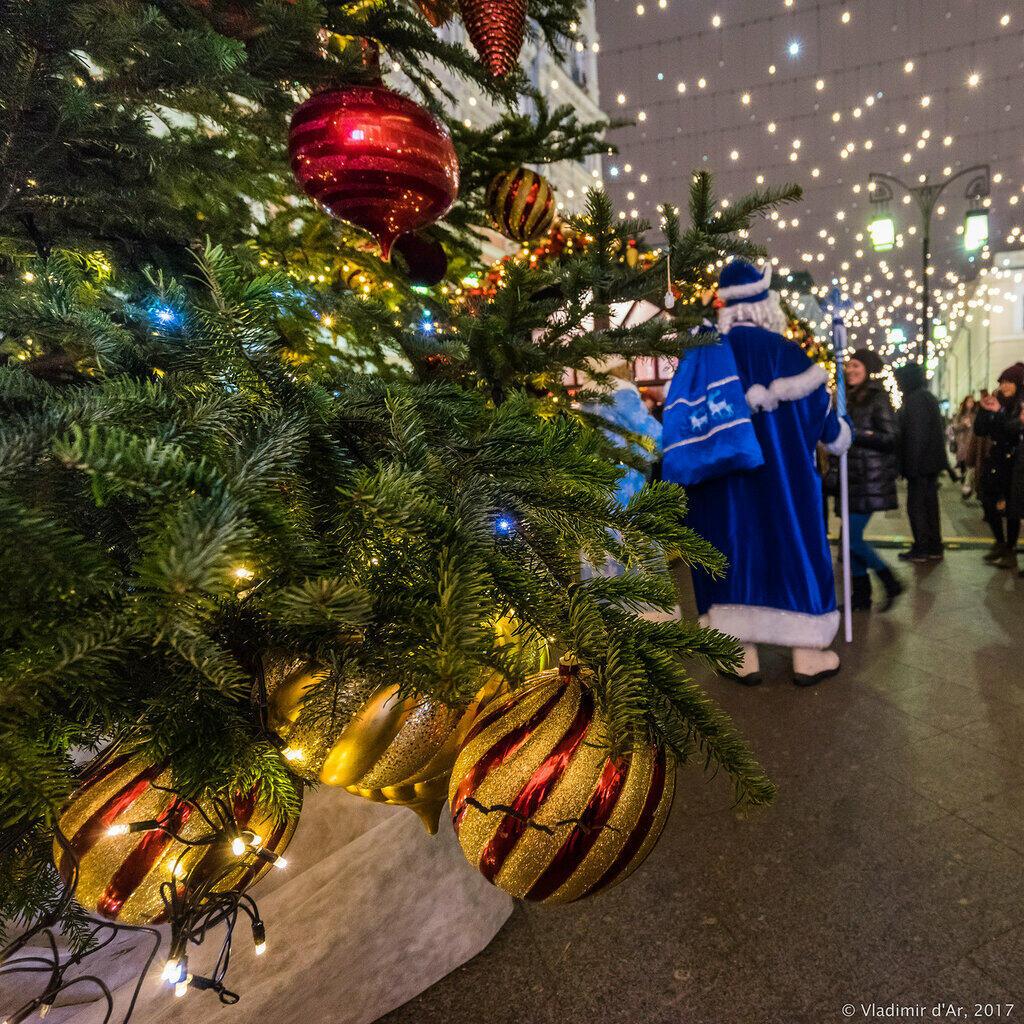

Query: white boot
792,647,841,687
725,643,762,686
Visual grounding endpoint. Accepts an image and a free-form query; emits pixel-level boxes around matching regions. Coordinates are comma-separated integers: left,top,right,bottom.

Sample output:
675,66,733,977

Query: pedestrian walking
894,362,948,562
952,395,977,496
1008,404,1024,579
974,363,1024,570
830,349,902,610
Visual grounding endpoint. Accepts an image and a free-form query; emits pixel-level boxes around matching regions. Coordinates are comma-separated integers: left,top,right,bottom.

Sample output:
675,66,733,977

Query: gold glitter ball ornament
449,665,675,903
269,665,507,834
53,752,300,925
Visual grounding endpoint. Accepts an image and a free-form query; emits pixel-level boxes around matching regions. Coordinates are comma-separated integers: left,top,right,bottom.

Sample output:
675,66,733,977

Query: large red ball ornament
289,86,460,261
459,0,527,78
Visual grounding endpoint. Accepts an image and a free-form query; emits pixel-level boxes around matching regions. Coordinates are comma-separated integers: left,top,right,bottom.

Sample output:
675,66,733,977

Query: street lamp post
867,165,991,366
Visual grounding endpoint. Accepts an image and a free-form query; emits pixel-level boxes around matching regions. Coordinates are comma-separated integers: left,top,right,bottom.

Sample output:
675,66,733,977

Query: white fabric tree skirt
3,788,512,1024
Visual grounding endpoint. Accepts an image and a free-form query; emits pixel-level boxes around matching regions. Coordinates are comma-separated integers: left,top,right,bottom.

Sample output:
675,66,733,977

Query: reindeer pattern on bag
708,389,733,420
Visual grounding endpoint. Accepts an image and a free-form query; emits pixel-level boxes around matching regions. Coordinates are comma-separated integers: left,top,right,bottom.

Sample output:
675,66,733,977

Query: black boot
842,574,872,612
874,568,904,612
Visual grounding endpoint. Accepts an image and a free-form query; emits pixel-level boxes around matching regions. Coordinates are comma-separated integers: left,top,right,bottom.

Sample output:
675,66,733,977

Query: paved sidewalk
828,476,993,549
382,549,1024,1024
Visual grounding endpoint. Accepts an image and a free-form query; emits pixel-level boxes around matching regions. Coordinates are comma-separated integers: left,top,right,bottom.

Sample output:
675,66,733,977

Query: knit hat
997,362,1024,388
850,348,884,376
716,260,773,307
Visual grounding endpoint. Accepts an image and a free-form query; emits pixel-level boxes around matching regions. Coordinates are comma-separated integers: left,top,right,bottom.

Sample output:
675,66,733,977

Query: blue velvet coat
682,323,850,649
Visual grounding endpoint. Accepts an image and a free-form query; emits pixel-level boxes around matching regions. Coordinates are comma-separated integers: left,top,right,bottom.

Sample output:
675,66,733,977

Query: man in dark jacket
894,362,948,561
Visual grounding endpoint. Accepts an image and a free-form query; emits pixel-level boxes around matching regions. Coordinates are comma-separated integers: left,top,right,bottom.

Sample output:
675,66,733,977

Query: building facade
418,4,605,219
937,251,1024,406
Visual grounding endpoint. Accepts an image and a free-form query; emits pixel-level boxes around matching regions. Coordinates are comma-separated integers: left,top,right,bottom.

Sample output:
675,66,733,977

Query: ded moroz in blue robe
686,322,851,649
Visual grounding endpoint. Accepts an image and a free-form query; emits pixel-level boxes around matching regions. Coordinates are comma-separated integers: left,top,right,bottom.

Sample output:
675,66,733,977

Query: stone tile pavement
381,487,1024,1024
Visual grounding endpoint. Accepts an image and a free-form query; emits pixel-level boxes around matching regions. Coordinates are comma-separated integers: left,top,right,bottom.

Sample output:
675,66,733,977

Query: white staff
829,290,853,644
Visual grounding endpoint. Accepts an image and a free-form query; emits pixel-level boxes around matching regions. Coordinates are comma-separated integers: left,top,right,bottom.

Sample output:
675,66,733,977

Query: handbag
661,327,764,486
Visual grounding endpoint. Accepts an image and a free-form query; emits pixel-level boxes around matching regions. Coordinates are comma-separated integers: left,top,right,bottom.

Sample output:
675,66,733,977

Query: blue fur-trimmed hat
717,260,773,306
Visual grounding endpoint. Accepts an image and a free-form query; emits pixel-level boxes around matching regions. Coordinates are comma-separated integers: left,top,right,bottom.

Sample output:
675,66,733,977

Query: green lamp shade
868,214,896,252
964,209,989,253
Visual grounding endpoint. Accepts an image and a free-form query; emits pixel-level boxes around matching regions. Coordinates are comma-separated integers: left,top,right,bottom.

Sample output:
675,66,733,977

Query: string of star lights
598,0,1023,378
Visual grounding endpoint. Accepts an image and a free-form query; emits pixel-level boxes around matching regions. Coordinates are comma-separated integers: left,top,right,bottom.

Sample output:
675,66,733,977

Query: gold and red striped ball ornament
268,663,507,834
486,167,557,243
448,662,676,903
53,752,300,926
459,0,527,77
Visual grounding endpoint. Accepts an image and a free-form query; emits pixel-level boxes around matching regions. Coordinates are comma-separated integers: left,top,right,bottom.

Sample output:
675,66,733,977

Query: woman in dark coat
1007,409,1024,578
975,363,1024,570
832,349,902,610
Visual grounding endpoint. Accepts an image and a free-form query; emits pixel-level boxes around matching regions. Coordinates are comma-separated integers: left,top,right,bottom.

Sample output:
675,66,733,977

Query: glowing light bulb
274,856,288,870
967,72,981,88
282,746,304,762
231,837,247,857
254,941,267,956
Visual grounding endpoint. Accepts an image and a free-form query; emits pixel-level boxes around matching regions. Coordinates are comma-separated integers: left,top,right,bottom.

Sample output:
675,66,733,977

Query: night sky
595,0,1024,351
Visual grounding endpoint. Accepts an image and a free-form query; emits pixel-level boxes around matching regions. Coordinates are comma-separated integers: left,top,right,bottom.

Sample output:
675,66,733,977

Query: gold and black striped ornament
448,663,675,903
486,168,557,243
269,665,507,834
54,753,300,925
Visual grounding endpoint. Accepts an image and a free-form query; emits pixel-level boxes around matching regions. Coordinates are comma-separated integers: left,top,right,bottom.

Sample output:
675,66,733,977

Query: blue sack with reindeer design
662,327,764,486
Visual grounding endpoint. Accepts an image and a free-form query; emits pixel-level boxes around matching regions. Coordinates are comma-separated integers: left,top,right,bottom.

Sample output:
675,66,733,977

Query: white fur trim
700,605,840,649
745,363,828,413
717,264,773,301
717,294,788,335
824,417,853,455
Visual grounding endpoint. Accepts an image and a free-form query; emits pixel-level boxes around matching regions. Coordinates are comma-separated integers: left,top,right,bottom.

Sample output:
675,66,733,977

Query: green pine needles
1,0,800,937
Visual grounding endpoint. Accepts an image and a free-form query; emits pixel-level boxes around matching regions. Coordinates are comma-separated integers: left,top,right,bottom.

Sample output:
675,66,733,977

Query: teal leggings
849,512,887,576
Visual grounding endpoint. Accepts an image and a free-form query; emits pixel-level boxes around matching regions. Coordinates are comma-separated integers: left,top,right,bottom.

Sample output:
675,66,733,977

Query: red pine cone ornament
449,662,675,903
459,0,527,77
54,752,300,925
486,167,556,243
289,85,460,261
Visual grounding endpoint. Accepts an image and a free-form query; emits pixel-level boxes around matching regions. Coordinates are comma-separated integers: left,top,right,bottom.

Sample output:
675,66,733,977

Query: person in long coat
975,363,1024,570
893,362,949,562
830,348,902,611
682,260,851,687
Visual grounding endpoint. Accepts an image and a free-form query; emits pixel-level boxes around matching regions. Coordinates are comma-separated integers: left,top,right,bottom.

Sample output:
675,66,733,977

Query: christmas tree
0,0,801,1010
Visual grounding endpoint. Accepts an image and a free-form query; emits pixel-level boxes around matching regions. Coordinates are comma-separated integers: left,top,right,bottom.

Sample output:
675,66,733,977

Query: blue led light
495,517,514,536
150,304,179,327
